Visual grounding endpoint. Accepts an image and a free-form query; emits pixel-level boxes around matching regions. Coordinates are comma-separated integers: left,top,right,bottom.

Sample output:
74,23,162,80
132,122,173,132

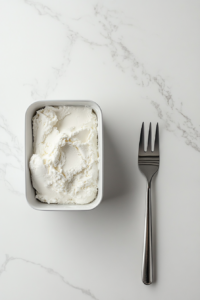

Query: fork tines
138,123,159,165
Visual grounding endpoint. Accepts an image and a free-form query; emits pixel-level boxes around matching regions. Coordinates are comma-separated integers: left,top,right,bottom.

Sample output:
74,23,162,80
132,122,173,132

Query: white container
25,100,103,211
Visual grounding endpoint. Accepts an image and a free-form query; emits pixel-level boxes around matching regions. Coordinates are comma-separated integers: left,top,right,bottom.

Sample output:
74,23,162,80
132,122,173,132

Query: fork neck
147,179,152,189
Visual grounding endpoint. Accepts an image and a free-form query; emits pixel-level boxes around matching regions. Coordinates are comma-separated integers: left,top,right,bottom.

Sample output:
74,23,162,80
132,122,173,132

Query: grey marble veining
0,1,200,299
0,255,98,300
24,0,200,152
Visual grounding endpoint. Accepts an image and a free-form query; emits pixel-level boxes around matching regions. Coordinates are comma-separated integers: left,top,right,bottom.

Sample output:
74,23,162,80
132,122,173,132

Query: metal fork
138,123,159,285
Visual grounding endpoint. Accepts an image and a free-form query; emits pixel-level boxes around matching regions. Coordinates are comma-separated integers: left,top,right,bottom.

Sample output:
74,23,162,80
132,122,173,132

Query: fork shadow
151,173,158,284
103,124,129,202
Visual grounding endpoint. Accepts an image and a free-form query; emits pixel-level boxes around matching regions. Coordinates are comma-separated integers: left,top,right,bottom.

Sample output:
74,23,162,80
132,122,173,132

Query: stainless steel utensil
138,123,159,285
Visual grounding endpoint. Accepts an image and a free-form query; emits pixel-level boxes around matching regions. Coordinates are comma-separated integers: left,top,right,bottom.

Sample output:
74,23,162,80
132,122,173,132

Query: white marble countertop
0,0,200,299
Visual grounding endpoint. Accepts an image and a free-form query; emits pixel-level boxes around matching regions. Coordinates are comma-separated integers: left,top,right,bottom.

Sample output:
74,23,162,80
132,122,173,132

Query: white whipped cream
29,106,99,204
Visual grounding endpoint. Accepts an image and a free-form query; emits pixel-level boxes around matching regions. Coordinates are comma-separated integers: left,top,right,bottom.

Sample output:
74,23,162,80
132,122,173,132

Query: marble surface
0,0,200,299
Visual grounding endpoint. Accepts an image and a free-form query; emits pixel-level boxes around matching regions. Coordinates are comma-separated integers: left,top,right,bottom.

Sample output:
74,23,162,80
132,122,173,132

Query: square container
25,100,103,210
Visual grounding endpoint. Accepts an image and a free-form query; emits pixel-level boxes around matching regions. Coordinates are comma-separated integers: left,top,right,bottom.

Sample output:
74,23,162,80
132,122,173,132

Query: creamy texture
29,106,99,204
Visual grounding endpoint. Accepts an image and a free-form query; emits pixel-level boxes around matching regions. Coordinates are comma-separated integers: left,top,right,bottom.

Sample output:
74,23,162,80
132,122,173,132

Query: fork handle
142,182,153,285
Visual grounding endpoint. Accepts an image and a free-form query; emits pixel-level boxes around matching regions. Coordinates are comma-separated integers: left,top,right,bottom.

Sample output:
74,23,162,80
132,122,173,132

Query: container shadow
103,124,129,202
